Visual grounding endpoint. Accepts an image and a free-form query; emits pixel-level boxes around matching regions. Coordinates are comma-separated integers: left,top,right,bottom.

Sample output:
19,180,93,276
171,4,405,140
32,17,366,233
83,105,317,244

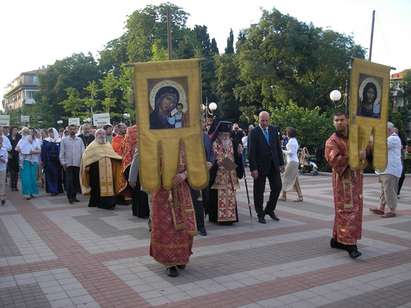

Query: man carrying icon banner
134,59,208,277
326,58,391,259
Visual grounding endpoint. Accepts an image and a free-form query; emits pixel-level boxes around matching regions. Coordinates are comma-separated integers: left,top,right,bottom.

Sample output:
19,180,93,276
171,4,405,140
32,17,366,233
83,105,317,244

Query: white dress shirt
283,137,299,163
376,133,403,178
31,138,42,164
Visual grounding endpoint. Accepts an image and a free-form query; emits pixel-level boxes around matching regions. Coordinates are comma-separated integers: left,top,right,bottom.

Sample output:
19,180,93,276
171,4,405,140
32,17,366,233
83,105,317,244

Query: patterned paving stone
242,263,411,308
0,219,21,257
74,211,149,240
0,283,52,308
0,268,99,308
146,236,337,285
384,221,411,233
280,200,334,215
0,175,409,307
0,214,57,266
0,201,17,215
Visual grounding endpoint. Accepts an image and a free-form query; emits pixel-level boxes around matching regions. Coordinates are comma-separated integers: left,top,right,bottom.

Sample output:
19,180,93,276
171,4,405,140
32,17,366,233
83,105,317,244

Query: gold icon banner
349,58,391,171
134,59,208,191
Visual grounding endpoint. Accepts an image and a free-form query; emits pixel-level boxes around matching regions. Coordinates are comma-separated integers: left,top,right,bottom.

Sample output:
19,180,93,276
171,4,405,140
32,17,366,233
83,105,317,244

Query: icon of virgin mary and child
149,83,187,130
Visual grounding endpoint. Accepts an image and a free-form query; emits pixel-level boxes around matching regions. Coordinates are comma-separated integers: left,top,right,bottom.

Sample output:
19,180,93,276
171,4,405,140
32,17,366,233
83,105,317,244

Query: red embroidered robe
211,137,240,222
150,150,197,266
325,133,363,245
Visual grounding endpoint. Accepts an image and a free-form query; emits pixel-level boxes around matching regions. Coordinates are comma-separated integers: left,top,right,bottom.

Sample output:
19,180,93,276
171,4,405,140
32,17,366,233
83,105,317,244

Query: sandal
369,208,384,215
278,197,286,202
381,212,396,218
294,197,303,202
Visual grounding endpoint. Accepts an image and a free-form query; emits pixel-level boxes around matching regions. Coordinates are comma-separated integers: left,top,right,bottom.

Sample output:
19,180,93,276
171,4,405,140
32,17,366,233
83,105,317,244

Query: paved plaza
0,174,410,308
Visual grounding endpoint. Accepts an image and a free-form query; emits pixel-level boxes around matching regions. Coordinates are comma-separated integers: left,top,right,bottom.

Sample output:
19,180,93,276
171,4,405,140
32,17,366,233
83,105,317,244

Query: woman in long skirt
41,128,63,195
16,128,40,200
280,127,303,202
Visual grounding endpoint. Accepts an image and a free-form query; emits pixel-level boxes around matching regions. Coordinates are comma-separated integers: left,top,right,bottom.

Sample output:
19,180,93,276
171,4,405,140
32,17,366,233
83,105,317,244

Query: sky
1,0,410,102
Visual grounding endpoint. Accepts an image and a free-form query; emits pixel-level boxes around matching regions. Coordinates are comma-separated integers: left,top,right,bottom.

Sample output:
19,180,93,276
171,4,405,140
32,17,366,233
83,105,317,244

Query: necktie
264,128,269,143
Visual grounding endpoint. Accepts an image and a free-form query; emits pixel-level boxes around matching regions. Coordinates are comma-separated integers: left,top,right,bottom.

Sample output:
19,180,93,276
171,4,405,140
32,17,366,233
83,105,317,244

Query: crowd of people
0,111,406,277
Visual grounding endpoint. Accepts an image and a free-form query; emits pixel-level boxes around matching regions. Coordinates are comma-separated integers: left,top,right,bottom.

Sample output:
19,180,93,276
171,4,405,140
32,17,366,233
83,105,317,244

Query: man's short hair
103,124,112,130
333,111,347,118
68,124,76,129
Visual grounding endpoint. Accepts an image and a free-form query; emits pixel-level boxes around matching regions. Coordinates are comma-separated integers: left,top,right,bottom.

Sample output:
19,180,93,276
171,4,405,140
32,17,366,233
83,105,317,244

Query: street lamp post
202,99,218,124
208,102,217,115
330,89,346,113
329,90,342,103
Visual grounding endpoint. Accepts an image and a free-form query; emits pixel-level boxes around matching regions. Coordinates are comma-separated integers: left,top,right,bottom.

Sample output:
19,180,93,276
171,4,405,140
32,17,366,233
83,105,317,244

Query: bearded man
80,129,122,210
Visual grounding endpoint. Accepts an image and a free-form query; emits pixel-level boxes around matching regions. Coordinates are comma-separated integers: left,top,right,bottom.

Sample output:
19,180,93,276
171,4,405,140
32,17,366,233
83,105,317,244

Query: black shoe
74,199,80,202
346,245,362,259
266,211,280,221
166,266,179,277
1,200,5,205
330,238,346,250
348,250,362,259
258,216,267,224
177,264,186,270
68,199,74,204
198,229,207,236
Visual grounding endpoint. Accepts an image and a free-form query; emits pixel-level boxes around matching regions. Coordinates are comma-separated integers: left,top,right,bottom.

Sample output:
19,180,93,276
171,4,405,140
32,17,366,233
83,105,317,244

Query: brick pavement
0,175,410,307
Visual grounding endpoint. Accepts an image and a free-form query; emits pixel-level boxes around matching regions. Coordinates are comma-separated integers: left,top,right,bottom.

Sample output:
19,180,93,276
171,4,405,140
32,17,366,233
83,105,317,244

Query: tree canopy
32,4,371,129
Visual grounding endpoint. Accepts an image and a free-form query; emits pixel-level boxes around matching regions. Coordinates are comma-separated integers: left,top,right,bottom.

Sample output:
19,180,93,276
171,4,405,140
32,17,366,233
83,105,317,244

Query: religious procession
0,57,406,279
1,2,410,307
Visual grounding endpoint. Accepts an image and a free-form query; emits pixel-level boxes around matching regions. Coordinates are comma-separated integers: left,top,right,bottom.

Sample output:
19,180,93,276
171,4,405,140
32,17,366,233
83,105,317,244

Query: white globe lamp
329,90,342,102
208,102,218,111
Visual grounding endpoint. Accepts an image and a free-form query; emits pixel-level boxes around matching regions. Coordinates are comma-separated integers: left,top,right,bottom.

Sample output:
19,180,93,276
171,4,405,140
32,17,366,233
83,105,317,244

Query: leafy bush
269,100,334,150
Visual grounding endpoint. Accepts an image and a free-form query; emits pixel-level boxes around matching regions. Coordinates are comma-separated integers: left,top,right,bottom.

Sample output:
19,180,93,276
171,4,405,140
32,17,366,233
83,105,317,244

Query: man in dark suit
248,111,284,224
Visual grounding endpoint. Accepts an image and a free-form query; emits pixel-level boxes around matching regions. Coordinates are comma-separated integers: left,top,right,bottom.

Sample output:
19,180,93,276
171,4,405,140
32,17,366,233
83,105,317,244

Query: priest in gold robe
80,129,122,210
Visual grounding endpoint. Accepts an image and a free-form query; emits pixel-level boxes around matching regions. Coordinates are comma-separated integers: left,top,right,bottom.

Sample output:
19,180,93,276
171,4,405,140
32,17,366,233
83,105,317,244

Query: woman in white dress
280,127,303,202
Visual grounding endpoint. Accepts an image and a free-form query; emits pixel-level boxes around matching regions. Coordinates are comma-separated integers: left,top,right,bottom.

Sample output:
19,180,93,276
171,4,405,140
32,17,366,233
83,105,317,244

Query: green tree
126,2,190,61
101,72,118,113
84,80,99,115
268,100,333,151
117,65,135,122
215,53,241,121
225,29,234,54
60,87,82,117
211,38,219,55
36,53,100,126
99,34,129,75
151,40,169,61
235,8,365,111
191,25,218,103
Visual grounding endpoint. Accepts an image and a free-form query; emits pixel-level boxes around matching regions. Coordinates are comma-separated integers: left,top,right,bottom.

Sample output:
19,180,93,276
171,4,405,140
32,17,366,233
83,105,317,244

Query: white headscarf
17,135,33,155
45,128,61,143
